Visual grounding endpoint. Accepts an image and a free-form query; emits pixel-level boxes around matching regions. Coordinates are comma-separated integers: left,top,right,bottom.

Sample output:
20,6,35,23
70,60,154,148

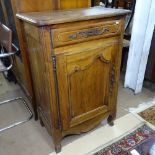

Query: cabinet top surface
16,7,130,26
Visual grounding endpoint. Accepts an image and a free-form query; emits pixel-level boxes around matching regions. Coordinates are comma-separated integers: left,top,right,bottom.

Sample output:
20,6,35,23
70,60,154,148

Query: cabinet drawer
51,20,121,48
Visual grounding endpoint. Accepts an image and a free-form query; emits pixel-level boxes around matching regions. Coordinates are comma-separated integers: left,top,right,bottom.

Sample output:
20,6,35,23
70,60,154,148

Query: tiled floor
0,74,154,155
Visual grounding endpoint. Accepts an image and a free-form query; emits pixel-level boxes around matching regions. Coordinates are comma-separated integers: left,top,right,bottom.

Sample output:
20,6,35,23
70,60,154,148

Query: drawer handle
78,28,109,38
68,27,110,40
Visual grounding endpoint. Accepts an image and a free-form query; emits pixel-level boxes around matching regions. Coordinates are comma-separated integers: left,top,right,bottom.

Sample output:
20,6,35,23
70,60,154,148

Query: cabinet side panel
24,23,62,147
23,24,52,130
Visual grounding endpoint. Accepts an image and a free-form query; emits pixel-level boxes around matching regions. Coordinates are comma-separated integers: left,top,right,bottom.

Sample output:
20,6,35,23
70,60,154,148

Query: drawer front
51,20,121,47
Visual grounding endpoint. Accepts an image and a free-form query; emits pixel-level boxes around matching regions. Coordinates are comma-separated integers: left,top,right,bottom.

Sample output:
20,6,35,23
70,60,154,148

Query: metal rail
0,97,33,132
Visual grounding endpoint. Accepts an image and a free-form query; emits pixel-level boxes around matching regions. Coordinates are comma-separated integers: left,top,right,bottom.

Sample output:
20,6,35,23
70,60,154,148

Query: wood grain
52,19,121,47
16,7,131,26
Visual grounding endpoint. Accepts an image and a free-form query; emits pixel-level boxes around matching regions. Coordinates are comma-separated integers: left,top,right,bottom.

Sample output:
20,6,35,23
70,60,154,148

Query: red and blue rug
92,124,155,155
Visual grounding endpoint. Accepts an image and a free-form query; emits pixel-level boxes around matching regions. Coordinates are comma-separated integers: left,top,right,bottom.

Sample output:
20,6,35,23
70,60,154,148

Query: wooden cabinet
17,7,129,153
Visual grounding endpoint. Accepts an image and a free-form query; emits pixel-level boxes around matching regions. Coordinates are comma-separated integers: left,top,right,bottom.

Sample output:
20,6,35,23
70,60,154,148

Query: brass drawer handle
78,28,110,38
68,27,110,40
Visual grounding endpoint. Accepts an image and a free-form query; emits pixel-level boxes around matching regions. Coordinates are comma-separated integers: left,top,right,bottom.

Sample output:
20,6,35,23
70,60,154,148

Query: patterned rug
129,99,155,127
91,124,155,155
139,105,155,126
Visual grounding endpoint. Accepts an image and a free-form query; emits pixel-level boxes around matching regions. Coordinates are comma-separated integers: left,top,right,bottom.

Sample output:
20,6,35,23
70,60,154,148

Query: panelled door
56,39,119,130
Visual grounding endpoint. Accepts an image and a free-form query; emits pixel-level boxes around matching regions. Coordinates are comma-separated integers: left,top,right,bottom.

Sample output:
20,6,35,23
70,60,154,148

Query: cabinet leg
34,109,38,121
32,98,38,121
52,127,62,153
39,117,45,127
107,115,114,126
55,143,61,153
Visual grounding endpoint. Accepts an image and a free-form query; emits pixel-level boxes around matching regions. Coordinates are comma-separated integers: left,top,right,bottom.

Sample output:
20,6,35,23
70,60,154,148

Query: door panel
57,41,119,130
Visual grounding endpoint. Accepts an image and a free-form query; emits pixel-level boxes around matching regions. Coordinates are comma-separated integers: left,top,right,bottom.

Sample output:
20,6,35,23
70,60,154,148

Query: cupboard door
56,41,119,130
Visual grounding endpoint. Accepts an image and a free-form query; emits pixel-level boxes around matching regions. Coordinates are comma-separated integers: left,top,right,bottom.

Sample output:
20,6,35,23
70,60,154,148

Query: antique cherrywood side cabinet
17,7,130,153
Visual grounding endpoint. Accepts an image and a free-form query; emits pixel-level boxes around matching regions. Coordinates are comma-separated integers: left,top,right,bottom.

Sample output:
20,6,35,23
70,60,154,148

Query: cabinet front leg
52,129,62,153
55,143,62,153
39,117,45,127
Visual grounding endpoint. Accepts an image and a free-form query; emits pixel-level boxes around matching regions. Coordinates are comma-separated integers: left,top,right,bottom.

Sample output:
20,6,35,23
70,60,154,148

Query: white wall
124,0,155,94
